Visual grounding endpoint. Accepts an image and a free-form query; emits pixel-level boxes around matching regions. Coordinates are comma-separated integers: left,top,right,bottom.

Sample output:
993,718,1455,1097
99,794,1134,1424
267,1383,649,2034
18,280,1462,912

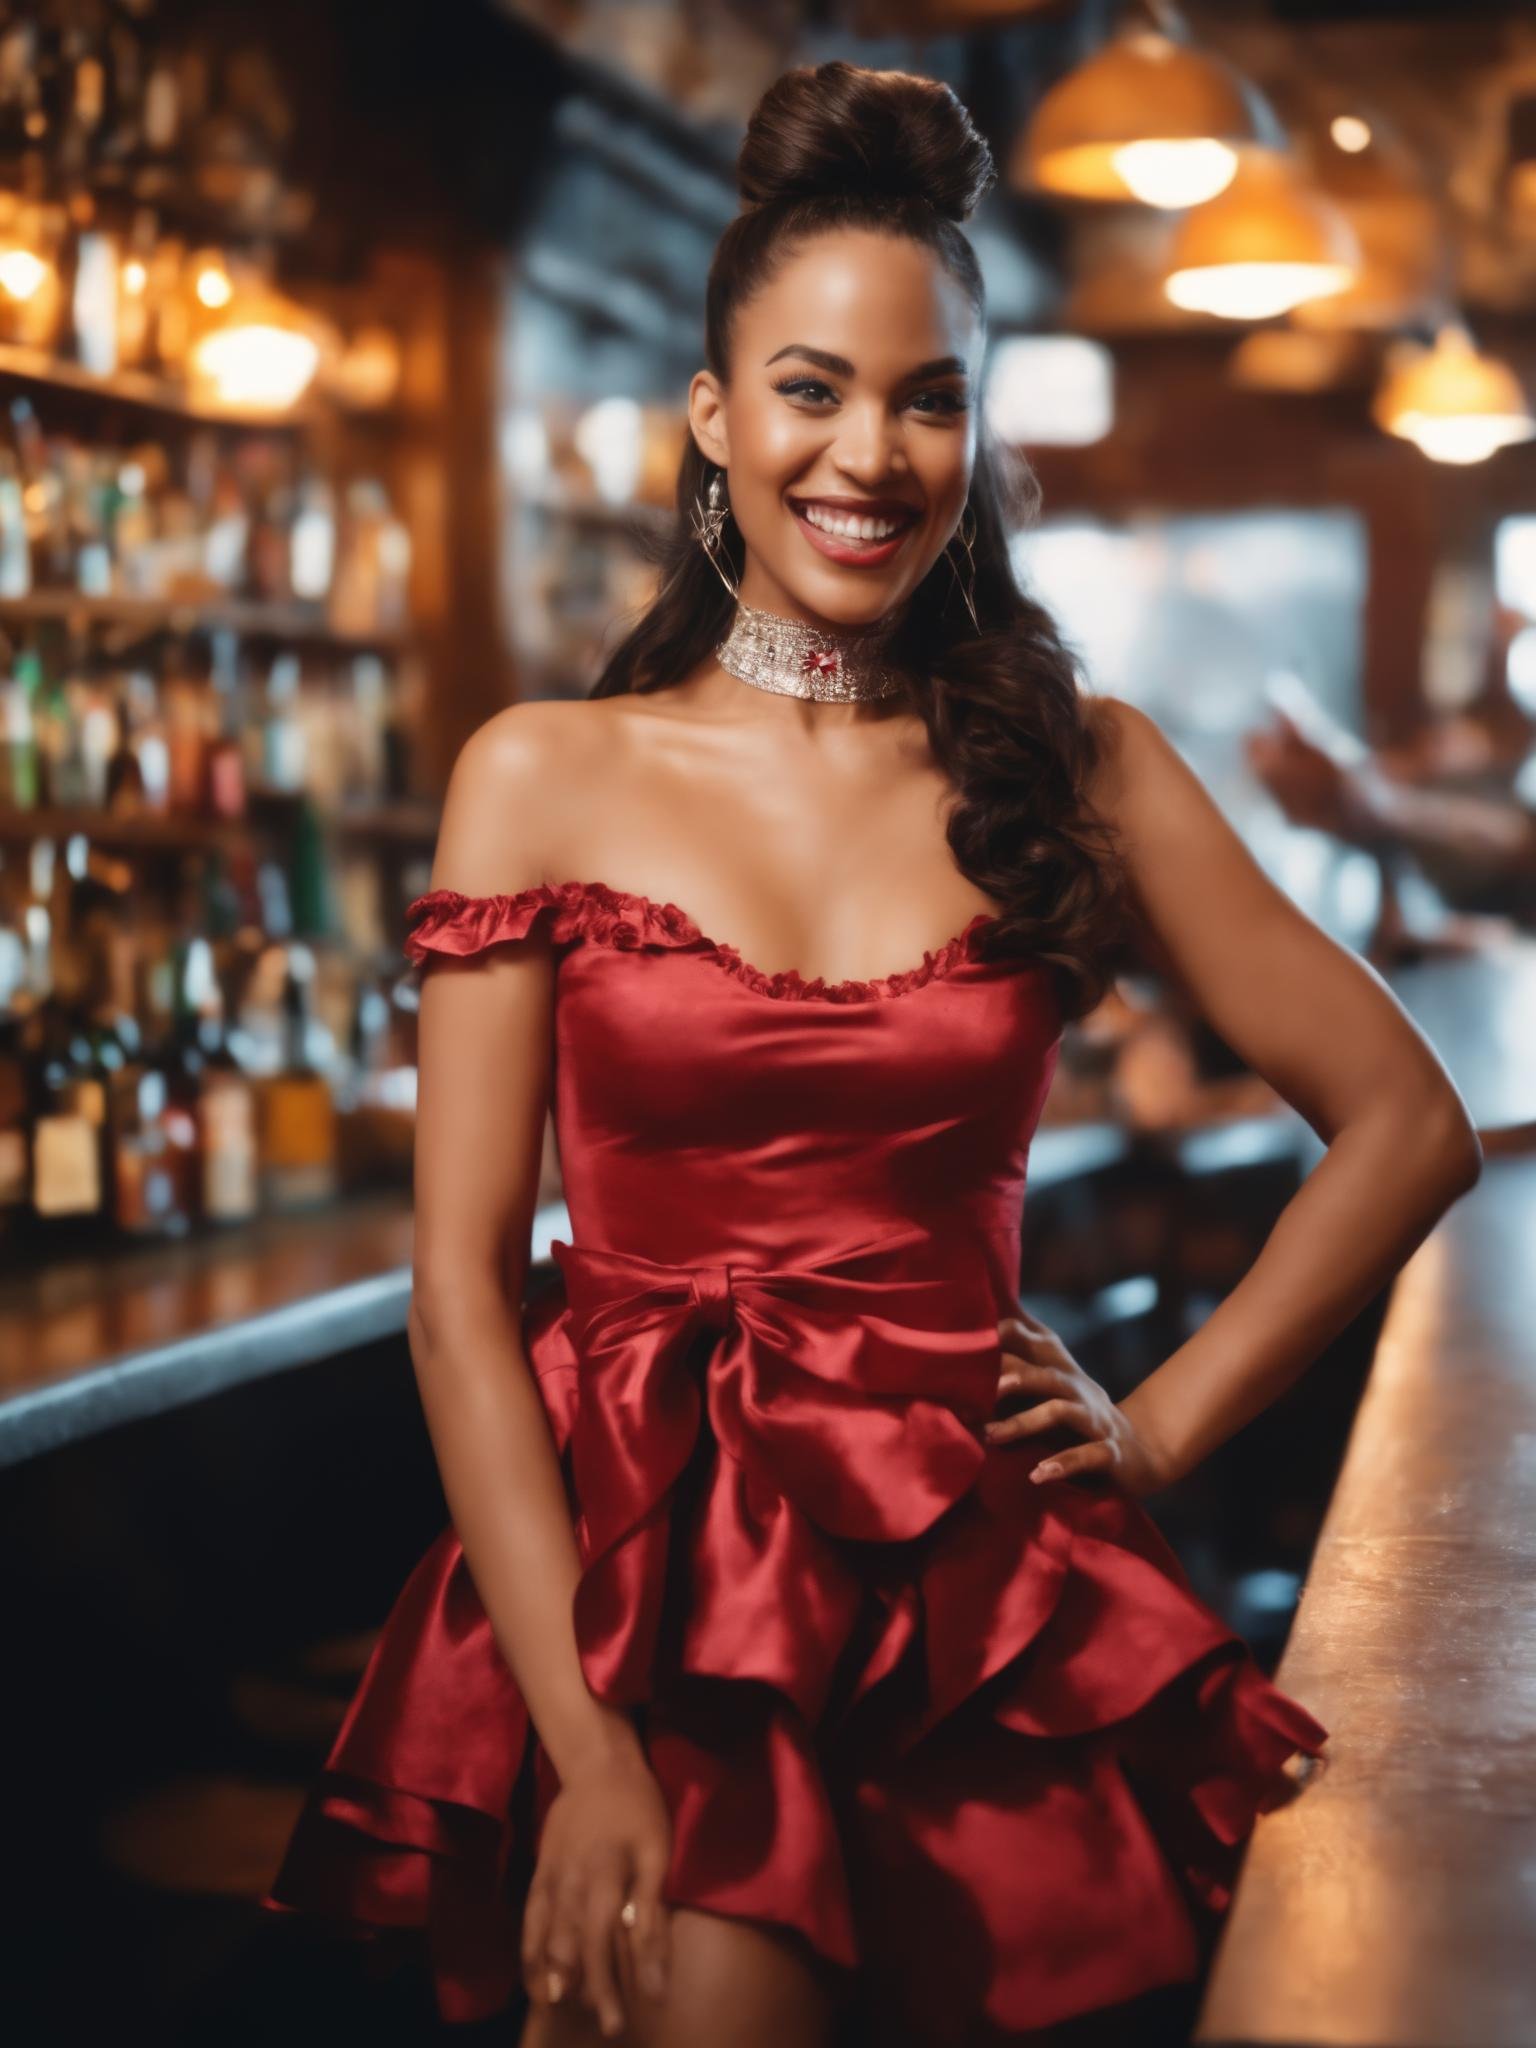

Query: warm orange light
1018,28,1276,208
0,247,48,300
188,279,335,412
194,256,233,309
1165,154,1358,319
1373,325,1536,464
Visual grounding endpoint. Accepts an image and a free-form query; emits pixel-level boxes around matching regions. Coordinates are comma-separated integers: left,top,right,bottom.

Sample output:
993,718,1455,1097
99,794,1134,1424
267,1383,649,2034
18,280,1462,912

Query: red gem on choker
802,648,841,677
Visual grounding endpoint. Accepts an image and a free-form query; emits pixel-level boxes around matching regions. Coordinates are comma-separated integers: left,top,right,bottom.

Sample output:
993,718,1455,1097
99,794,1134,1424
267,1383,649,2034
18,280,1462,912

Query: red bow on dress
549,1224,1004,1718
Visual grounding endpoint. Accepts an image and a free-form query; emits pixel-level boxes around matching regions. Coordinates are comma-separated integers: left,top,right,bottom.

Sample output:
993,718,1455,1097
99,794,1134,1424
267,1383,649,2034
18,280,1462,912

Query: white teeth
797,502,907,542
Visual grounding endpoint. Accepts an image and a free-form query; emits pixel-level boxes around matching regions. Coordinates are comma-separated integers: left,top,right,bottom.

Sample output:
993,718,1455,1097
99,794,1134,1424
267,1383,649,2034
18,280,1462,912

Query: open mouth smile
786,495,921,568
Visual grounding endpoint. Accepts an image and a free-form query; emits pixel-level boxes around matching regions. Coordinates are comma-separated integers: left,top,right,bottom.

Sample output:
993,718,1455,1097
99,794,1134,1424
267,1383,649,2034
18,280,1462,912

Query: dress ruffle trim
261,1287,1329,2037
402,880,999,1005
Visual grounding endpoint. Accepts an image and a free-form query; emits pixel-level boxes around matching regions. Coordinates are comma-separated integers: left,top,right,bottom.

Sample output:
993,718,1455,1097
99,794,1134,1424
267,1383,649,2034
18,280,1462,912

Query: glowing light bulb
1393,414,1534,465
1166,261,1353,320
196,263,233,309
190,323,320,410
1374,326,1536,464
1110,138,1238,209
1330,115,1372,154
0,248,49,300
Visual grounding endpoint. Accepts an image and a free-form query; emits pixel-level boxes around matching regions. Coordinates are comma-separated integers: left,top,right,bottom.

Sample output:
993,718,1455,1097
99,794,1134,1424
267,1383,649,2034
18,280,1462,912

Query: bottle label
34,1115,102,1215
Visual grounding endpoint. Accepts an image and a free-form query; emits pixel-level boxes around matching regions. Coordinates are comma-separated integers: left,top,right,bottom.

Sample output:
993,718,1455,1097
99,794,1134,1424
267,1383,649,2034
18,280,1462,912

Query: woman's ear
688,368,729,469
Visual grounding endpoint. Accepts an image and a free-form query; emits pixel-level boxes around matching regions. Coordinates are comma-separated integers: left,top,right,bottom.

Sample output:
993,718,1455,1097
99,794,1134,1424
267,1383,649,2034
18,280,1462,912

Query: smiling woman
593,69,1133,1027
253,53,1461,2048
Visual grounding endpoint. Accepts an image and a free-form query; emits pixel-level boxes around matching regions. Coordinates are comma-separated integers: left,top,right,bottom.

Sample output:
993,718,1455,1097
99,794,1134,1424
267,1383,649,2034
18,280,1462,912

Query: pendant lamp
1373,324,1536,465
1164,152,1359,320
1017,24,1280,209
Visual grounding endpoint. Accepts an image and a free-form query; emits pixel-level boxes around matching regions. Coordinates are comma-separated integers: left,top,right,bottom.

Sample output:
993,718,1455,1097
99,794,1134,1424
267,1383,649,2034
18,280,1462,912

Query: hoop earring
690,466,741,601
944,506,980,632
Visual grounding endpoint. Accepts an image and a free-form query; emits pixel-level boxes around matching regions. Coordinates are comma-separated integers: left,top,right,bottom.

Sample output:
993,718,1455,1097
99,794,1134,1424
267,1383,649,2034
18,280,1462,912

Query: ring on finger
619,1896,638,1931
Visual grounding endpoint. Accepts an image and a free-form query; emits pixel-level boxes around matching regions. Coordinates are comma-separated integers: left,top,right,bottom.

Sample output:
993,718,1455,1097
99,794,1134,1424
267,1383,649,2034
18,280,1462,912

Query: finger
995,1359,1075,1400
522,1873,554,2003
544,1866,588,2008
997,1315,1049,1356
985,1396,1092,1445
628,1841,671,2005
1031,1438,1118,1484
579,1861,629,2040
997,1320,1072,1373
1001,1304,1050,1335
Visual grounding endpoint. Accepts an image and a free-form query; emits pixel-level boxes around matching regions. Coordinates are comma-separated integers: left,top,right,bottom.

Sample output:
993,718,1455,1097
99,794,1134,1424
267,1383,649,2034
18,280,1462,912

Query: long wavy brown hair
590,60,1132,1021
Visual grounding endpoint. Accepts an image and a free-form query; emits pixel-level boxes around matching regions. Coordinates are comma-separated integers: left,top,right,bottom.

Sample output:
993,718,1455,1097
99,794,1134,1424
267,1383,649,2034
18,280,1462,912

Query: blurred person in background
1247,692,1536,929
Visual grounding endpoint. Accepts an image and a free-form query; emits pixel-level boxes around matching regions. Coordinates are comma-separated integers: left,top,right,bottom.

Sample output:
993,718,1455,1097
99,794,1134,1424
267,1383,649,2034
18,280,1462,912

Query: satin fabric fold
263,881,1330,2041
555,1223,1003,1713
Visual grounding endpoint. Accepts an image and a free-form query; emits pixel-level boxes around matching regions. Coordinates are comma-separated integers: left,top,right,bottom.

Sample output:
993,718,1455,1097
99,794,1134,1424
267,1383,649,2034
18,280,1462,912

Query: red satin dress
262,878,1329,2042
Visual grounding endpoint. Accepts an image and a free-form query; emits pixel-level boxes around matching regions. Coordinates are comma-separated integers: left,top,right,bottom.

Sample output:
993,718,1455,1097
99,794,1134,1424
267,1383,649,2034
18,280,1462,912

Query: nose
834,403,907,487
687,1264,735,1334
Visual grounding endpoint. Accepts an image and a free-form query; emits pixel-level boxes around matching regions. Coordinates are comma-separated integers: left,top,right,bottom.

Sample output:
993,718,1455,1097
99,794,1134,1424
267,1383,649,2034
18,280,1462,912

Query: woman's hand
521,1735,673,2038
986,1309,1176,1499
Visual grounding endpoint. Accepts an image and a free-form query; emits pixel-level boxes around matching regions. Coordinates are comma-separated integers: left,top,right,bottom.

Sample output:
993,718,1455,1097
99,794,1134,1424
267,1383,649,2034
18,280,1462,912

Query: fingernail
547,1968,565,2003
1032,1461,1061,1481
602,2011,623,2038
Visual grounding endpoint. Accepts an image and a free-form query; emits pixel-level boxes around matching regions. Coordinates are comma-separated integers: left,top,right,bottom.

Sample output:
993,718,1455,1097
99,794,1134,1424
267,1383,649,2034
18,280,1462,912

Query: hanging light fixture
1017,12,1282,210
185,254,337,413
1373,324,1535,465
1164,152,1359,319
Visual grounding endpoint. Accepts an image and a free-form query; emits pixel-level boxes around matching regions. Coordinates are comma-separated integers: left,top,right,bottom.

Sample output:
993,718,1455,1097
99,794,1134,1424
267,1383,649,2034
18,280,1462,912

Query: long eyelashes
770,375,969,417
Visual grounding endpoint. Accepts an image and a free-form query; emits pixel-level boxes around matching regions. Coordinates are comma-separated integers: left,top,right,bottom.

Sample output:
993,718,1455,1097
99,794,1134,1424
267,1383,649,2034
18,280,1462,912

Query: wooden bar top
0,1196,573,1470
1195,1148,1536,2048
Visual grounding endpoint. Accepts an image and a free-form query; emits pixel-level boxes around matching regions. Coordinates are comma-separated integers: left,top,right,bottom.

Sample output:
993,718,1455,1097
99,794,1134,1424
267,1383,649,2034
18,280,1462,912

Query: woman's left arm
1000,696,1483,1494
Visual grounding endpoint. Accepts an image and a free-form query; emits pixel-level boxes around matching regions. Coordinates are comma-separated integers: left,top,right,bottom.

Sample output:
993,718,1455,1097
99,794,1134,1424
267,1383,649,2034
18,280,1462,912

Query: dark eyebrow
764,344,970,382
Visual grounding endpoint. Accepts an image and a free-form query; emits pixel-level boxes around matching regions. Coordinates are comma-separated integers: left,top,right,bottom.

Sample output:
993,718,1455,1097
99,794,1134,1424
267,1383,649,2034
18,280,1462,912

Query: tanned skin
409,226,1481,2048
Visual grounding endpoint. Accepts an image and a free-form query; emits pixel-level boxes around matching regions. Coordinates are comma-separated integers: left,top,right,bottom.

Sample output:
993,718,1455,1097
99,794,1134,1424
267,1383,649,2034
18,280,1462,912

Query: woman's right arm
406,704,670,2036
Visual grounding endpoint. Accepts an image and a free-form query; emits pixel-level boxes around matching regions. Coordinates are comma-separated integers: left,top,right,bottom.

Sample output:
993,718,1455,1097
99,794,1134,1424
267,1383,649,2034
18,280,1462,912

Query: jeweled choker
715,596,905,703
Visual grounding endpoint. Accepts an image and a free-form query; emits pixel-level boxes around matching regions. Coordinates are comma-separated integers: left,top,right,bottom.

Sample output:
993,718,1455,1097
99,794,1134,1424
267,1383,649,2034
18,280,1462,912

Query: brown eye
911,389,968,416
771,376,835,403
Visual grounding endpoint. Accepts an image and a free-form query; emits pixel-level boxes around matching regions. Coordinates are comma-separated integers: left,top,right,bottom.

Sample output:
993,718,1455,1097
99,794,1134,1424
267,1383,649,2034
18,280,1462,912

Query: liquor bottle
28,962,109,1254
103,670,148,812
0,642,42,808
0,424,30,596
204,629,247,820
256,944,338,1212
162,640,210,814
36,659,91,807
290,472,336,604
331,478,411,637
88,916,188,1241
11,399,69,588
257,651,306,792
195,946,258,1227
157,928,215,1215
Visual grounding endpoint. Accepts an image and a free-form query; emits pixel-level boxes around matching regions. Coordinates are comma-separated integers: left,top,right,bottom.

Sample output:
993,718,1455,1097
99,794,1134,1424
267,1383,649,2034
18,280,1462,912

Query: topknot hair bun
737,60,996,226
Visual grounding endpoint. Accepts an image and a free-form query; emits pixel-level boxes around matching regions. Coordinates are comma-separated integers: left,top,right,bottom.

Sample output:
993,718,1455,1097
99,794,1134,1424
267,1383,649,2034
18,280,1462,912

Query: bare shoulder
429,697,622,894
1081,693,1180,828
1079,691,1237,868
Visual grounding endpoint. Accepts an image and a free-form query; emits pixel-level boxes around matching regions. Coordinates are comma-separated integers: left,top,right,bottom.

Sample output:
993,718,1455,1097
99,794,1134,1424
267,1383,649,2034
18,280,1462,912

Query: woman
264,60,1481,2048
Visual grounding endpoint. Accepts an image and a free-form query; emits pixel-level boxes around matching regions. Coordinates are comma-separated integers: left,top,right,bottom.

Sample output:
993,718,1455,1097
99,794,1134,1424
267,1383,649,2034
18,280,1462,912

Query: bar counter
1195,1145,1536,2048
0,1194,575,1472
